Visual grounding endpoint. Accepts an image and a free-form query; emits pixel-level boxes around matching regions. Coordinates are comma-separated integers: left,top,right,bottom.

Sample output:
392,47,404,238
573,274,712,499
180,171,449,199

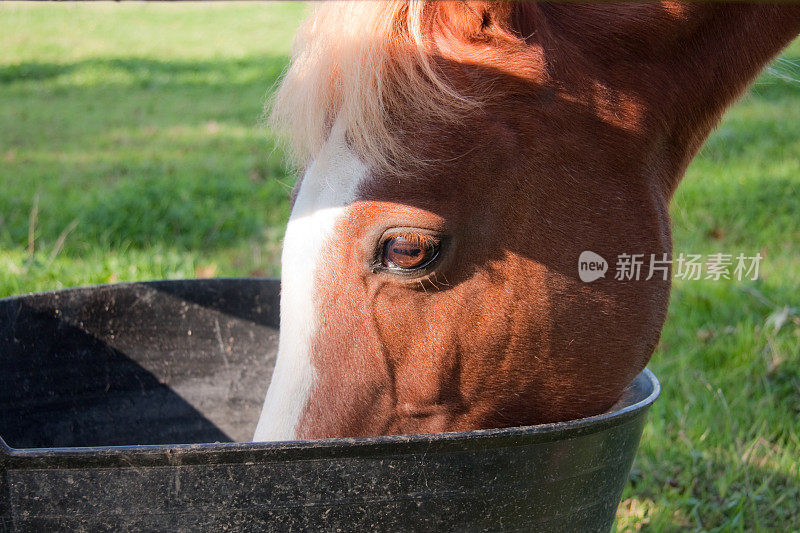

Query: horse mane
269,1,531,175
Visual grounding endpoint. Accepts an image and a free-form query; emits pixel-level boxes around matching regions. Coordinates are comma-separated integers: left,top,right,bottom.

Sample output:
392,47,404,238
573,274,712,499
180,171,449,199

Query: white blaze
253,122,368,441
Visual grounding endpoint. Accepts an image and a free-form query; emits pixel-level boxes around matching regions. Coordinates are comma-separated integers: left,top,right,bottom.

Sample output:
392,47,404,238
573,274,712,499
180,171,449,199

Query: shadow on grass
0,154,295,255
0,55,289,87
0,54,297,255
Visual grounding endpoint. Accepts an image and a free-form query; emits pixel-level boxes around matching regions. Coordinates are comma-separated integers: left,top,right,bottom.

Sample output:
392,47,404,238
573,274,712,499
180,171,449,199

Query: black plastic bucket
0,279,659,532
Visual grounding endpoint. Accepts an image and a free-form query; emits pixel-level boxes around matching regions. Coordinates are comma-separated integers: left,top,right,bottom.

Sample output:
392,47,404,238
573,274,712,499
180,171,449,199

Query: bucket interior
0,279,279,448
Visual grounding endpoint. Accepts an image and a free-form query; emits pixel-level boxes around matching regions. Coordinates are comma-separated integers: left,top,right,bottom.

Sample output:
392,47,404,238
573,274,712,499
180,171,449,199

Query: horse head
255,1,800,440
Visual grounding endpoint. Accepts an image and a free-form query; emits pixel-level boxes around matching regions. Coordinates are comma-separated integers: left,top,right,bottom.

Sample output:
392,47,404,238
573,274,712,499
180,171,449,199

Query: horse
253,1,800,441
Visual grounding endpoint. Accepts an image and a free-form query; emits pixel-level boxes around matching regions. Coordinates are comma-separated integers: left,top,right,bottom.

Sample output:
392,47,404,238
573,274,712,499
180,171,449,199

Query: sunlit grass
615,38,800,532
1,3,798,531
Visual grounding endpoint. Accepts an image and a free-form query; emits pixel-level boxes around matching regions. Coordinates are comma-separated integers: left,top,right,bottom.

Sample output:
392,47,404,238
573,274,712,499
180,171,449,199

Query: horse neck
537,3,800,196
656,4,800,192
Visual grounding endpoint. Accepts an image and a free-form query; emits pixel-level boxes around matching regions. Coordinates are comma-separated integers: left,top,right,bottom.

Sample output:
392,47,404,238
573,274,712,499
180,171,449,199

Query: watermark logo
578,251,608,282
579,251,762,282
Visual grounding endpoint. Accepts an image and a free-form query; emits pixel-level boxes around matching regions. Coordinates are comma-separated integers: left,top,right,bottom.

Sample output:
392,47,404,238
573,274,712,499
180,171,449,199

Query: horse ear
433,2,539,44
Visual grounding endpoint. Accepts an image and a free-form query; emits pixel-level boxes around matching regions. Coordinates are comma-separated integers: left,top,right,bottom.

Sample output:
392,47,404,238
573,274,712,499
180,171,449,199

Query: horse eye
381,233,440,271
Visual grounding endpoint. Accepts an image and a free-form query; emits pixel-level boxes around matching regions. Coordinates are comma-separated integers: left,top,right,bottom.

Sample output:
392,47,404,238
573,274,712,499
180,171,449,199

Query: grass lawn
1,3,798,531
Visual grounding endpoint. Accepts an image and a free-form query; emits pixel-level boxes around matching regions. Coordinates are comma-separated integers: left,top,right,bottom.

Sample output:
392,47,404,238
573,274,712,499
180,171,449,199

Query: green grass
0,2,306,293
616,48,800,531
1,4,798,531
